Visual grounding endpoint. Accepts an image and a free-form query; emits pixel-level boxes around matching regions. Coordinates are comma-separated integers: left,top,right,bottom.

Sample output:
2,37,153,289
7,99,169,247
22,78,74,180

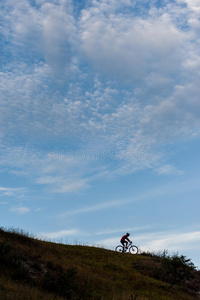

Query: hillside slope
0,228,199,300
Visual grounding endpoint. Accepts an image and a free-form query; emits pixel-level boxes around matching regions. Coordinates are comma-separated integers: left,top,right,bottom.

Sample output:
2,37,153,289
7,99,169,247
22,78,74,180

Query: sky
0,0,200,267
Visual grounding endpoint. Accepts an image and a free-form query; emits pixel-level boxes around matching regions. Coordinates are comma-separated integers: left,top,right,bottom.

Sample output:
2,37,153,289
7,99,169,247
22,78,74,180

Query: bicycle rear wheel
129,245,138,254
115,245,124,253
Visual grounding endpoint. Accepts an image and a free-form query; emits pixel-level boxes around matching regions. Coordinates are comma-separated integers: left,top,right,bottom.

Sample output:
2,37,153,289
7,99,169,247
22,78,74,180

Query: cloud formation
0,0,200,193
10,206,30,214
80,2,184,83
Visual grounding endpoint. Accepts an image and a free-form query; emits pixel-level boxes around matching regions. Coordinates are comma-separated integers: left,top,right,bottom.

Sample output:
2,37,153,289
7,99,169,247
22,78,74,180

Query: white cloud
2,0,76,75
155,164,184,175
0,187,26,197
0,145,91,193
97,229,200,253
41,1,76,75
180,0,200,13
37,176,89,193
55,199,125,218
80,2,185,83
138,230,200,252
0,187,12,191
39,228,78,239
10,206,30,214
94,225,154,236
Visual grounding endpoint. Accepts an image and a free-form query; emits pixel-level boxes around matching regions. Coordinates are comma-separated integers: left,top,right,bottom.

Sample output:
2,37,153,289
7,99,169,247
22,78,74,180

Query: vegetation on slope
0,227,199,300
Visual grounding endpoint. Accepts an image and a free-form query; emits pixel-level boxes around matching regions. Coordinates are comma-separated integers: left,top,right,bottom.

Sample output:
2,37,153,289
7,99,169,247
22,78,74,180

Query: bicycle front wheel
129,245,138,254
115,245,124,253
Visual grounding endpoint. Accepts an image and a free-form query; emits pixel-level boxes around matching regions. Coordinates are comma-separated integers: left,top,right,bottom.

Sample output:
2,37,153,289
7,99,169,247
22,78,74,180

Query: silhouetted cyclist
120,233,131,249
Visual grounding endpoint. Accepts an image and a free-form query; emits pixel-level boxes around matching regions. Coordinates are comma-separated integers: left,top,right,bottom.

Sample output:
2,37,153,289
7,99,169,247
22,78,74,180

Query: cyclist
120,233,131,250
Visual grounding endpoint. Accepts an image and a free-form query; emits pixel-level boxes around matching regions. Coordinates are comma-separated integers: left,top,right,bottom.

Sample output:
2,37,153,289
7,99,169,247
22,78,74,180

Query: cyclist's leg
121,240,126,252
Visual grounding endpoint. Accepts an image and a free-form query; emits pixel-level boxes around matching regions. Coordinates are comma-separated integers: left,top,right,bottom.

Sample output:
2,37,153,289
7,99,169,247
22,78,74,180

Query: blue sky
0,0,200,266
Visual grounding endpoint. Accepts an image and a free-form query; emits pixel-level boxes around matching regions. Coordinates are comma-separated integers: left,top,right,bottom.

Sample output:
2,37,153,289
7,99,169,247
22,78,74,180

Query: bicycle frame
123,241,132,252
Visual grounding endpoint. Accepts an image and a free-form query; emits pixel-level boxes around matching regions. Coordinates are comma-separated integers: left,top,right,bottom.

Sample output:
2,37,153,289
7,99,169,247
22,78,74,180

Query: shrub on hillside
139,251,200,294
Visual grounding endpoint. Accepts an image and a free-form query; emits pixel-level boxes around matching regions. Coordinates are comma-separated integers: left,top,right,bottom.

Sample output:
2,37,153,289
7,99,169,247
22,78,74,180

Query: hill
0,228,199,300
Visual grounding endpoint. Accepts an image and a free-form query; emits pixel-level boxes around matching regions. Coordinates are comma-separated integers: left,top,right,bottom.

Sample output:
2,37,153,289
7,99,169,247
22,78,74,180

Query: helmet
126,232,130,236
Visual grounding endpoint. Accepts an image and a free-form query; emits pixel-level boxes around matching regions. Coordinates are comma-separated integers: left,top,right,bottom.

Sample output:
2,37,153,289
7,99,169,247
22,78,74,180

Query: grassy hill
0,228,199,300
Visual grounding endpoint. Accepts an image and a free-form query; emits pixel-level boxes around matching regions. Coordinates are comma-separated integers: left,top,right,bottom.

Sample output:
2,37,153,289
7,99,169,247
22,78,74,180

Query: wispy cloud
10,206,30,215
38,229,79,240
53,175,200,218
155,164,184,175
0,187,26,197
37,176,89,193
138,230,200,252
97,229,200,253
54,200,125,218
95,225,155,236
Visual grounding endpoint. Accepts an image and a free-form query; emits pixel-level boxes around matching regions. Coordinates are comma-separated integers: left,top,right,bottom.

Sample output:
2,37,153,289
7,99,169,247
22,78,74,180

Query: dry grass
0,227,199,300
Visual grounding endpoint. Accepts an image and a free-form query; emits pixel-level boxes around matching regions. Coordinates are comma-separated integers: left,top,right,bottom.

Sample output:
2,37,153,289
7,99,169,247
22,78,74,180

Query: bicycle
115,241,138,254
